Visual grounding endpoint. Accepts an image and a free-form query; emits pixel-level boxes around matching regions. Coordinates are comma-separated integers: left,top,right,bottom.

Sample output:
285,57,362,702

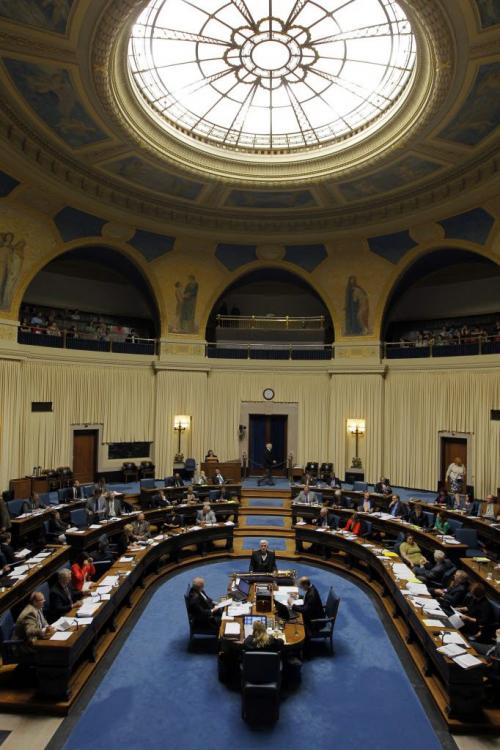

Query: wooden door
440,436,467,487
73,430,98,483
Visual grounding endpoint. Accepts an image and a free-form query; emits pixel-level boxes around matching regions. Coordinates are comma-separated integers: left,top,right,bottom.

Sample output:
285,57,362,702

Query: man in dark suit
258,442,276,486
291,576,324,635
22,493,47,513
48,568,83,622
0,532,15,564
212,469,225,485
312,506,336,528
187,576,221,631
67,481,84,501
172,473,184,488
163,509,182,529
374,477,392,495
249,539,276,573
388,494,409,519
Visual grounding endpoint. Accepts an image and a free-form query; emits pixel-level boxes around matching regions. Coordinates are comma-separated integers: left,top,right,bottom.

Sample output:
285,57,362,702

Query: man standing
249,539,276,573
258,442,276,486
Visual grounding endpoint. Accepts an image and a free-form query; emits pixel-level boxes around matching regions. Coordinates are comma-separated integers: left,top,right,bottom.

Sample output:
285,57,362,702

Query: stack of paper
406,582,430,596
14,548,31,559
77,602,101,617
119,556,134,563
224,521,235,526
100,576,120,586
442,632,468,646
453,653,482,669
437,643,467,658
224,622,240,637
50,631,73,641
212,598,233,611
52,617,75,631
227,603,252,617
393,563,414,579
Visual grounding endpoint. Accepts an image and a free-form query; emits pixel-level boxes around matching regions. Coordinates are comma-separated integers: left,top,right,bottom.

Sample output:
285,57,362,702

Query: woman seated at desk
184,485,197,504
71,553,96,592
243,620,283,653
433,510,450,535
399,534,427,568
194,470,208,485
343,513,362,536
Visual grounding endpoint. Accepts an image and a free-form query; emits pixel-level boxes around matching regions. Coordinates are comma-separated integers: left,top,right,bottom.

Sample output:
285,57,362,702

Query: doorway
248,414,287,475
73,429,98,483
440,435,468,489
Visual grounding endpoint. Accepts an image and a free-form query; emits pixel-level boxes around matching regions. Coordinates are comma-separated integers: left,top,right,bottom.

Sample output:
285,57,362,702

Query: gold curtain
0,359,23,490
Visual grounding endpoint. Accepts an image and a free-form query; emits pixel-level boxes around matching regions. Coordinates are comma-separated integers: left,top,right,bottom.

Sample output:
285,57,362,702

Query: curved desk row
295,525,488,725
9,525,235,710
140,483,242,504
0,546,70,617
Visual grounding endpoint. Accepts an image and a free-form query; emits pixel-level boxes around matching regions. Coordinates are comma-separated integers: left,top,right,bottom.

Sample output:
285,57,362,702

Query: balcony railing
216,315,325,330
206,343,334,360
18,328,157,355
384,335,500,359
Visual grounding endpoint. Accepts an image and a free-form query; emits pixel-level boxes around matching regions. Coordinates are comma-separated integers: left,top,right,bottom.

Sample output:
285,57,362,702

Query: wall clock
263,388,275,400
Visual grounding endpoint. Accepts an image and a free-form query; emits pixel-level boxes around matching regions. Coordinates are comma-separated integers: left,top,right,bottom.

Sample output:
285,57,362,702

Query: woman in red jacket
344,513,362,536
71,553,96,592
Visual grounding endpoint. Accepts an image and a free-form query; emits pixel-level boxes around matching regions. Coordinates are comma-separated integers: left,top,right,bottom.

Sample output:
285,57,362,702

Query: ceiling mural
2,59,107,148
0,1,498,236
0,0,74,34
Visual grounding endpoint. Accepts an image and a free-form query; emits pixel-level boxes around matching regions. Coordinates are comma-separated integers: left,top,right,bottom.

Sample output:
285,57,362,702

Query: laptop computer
232,577,250,601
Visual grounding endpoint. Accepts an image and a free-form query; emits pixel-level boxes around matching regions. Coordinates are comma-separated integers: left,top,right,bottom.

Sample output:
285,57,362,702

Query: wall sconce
173,415,190,461
346,418,366,468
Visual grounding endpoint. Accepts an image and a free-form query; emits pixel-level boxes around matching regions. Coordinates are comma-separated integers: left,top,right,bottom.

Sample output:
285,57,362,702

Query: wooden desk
407,500,500,553
291,485,390,509
460,558,500,602
291,504,468,563
295,525,486,721
0,546,70,616
201,462,241,482
140,484,242,505
32,524,234,701
10,500,87,544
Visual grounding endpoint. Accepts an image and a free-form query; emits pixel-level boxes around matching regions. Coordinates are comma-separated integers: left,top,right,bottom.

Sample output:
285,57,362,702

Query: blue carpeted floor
241,537,288,550
60,560,446,750
243,477,291,488
244,515,285,526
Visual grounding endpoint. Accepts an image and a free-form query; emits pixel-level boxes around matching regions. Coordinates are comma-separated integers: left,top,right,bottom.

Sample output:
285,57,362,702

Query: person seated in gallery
48,568,83,622
212,468,225,485
413,550,452,586
162,508,183,530
205,450,218,462
343,513,363,536
312,506,336,529
172,472,184,488
359,491,375,513
330,474,342,489
149,488,169,509
456,583,496,643
48,510,69,544
14,591,54,664
331,489,351,510
295,484,317,504
408,503,429,528
374,477,392,495
196,502,216,525
249,539,276,573
98,491,122,519
433,510,450,534
22,493,48,514
187,576,221,631
431,570,469,613
243,620,283,653
0,532,15,564
399,534,427,568
194,470,209,485
480,494,500,519
388,494,408,519
131,512,150,541
67,480,84,501
92,534,116,562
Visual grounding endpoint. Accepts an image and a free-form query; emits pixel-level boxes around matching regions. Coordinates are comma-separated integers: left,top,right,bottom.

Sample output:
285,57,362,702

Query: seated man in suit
300,471,317,487
98,491,122,519
388,494,408,519
0,532,15,564
374,477,392,495
67,480,84,501
196,502,217,525
249,539,276,573
48,568,83,622
48,510,68,544
331,489,352,509
149,489,169,508
290,576,324,635
172,472,184,488
408,503,429,528
187,576,221,632
312,506,336,529
22,493,47,514
14,590,54,663
432,569,469,612
296,484,317,505
413,549,452,585
359,491,375,513
131,512,150,541
163,508,183,530
213,468,225,485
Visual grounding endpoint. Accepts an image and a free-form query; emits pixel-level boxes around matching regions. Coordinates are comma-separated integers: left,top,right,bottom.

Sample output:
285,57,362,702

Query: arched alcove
382,248,500,341
20,244,161,338
205,268,334,345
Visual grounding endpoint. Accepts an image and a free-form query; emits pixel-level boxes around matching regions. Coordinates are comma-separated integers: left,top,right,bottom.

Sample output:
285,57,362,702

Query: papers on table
52,617,75,631
119,556,134,563
100,576,120,586
50,631,73,641
423,618,444,627
441,535,460,545
32,551,52,560
295,520,307,526
422,600,448,618
76,602,101,617
437,643,467,658
82,581,92,592
442,632,468,646
224,622,240,637
89,524,102,529
392,563,414,580
406,582,430,596
224,521,234,526
227,603,252,617
471,557,489,563
448,610,464,629
94,585,112,596
212,598,233,611
453,653,483,669
78,617,93,626
189,525,202,531
10,565,29,577
14,548,31,559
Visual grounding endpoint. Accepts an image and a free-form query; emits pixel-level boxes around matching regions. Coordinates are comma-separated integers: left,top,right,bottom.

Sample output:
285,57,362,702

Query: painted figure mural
170,275,199,333
0,232,25,310
344,276,370,336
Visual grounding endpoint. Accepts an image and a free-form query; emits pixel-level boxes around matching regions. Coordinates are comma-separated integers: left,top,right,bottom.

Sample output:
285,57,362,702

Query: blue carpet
243,477,290,489
248,498,285,507
244,515,285,527
241,537,289,550
61,559,444,750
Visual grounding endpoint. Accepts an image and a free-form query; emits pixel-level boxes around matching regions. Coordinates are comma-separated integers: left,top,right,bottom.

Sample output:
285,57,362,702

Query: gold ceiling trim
92,0,455,185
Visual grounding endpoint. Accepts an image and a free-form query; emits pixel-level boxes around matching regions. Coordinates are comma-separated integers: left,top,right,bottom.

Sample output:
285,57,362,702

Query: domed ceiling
0,0,499,237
